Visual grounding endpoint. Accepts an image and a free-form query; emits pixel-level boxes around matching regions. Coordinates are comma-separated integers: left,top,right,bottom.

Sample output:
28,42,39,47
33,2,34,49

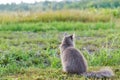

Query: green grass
0,21,115,32
0,21,120,79
1,67,120,80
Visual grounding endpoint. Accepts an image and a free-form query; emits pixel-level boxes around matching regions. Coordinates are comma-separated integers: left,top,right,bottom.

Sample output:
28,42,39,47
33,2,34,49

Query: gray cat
59,33,114,79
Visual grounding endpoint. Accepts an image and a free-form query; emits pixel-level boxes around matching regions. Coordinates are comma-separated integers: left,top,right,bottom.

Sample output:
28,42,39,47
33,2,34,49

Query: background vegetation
0,0,120,80
0,0,120,11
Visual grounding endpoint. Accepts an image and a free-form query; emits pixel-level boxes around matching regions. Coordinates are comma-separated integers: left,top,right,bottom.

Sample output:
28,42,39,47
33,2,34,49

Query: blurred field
0,9,120,79
0,9,120,23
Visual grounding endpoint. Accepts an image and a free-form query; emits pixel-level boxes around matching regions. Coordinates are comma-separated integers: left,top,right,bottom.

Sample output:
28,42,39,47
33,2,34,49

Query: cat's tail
82,67,114,79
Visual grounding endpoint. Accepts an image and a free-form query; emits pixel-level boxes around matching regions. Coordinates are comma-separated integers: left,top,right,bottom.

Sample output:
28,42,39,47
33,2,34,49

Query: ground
0,14,120,79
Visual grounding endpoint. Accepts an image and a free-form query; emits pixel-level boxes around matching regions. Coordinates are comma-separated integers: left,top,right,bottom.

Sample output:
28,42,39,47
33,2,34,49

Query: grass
0,9,120,79
1,67,120,80
0,8,120,24
0,21,115,31
0,21,120,79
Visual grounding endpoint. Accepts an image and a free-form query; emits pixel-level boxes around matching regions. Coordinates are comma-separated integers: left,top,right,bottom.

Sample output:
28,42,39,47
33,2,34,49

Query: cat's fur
59,33,87,74
59,33,114,78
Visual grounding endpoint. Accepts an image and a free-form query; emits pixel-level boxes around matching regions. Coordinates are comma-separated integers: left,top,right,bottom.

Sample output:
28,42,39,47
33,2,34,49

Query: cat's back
61,47,86,65
61,47,83,59
60,47,87,74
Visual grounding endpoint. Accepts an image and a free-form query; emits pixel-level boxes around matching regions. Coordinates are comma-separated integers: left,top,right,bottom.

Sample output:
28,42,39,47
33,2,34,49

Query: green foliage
0,22,115,31
0,21,120,78
0,0,120,11
85,49,120,66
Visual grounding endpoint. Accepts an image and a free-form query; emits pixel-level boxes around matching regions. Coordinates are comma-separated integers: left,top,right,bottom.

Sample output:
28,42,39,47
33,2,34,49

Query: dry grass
0,9,116,24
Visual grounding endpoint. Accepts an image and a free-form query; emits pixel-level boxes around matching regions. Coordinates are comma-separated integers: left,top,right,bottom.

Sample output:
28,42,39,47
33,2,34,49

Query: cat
59,33,114,79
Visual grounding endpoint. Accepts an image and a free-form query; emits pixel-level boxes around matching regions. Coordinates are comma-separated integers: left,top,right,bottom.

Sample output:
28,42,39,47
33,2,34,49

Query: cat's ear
69,33,75,40
64,32,68,37
73,33,75,38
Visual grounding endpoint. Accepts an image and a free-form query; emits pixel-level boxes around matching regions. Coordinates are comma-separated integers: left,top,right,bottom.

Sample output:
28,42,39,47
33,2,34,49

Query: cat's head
61,32,75,46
